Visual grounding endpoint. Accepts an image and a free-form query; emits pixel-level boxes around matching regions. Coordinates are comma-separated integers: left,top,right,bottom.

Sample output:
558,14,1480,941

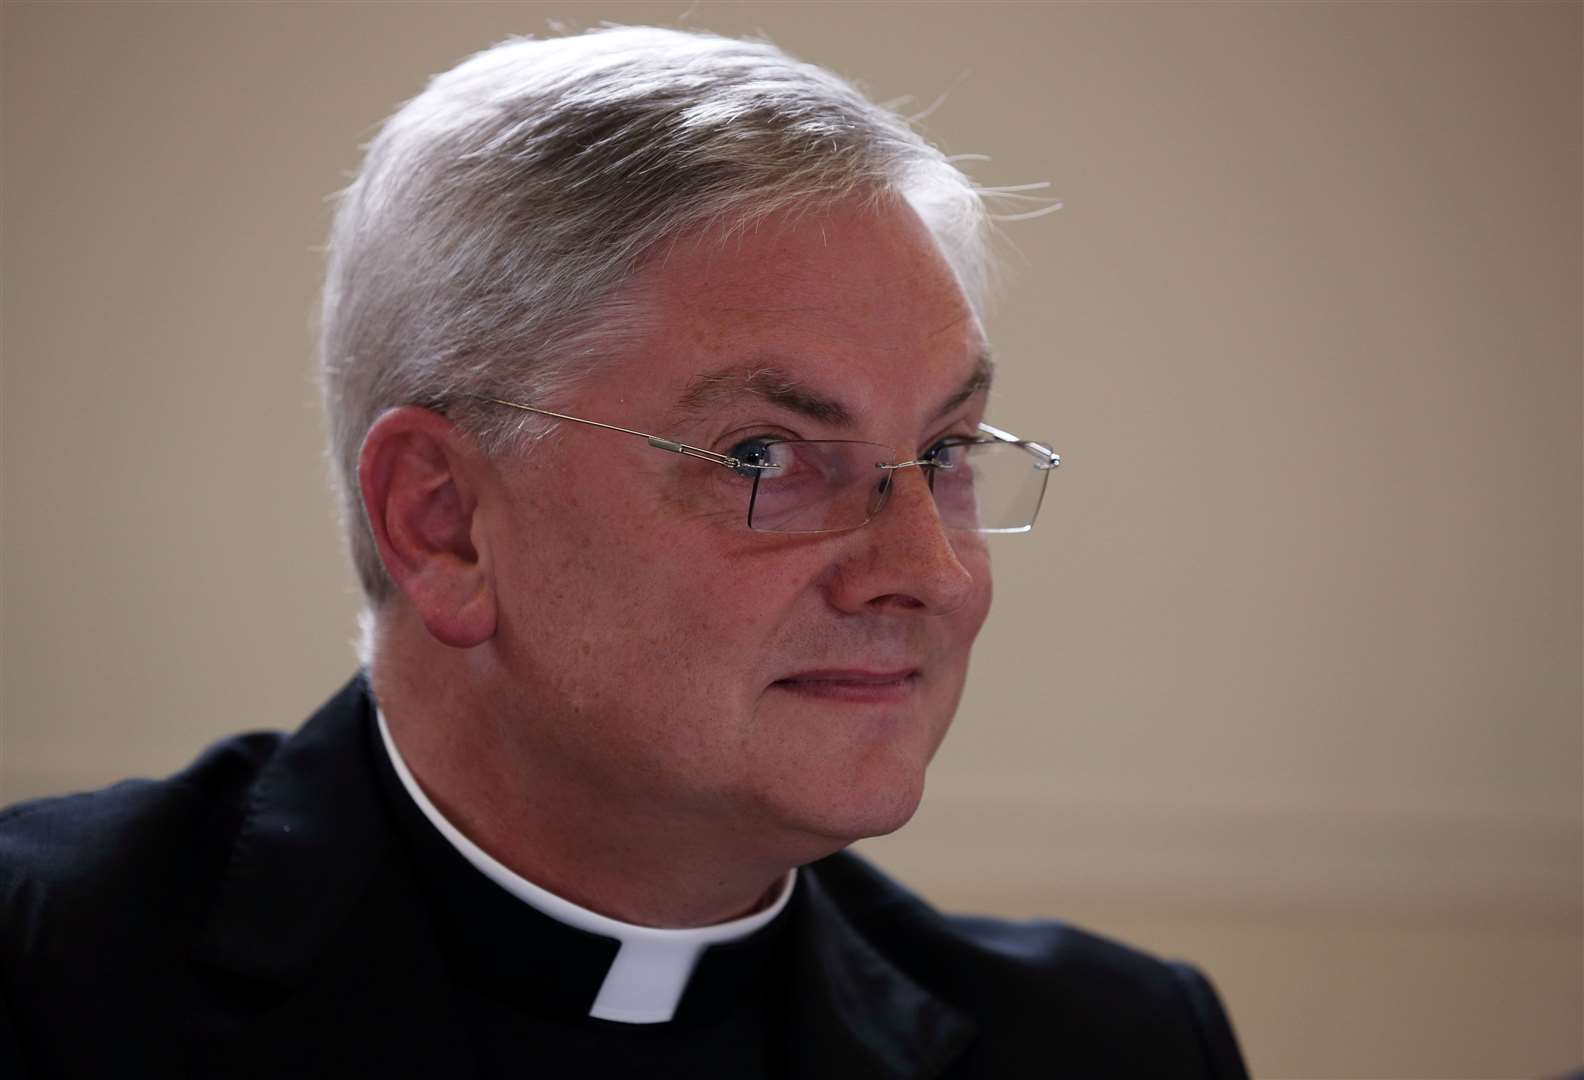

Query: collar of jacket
187,675,976,1079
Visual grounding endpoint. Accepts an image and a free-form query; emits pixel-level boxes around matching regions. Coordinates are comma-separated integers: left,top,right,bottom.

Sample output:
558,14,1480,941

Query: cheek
645,545,821,678
511,515,814,704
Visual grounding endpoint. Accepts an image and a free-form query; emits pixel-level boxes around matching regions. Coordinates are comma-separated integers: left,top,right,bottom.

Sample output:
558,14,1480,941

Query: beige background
2,2,1579,1077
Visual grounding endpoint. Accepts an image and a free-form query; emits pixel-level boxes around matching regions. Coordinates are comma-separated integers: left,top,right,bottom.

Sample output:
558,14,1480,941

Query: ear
358,406,497,648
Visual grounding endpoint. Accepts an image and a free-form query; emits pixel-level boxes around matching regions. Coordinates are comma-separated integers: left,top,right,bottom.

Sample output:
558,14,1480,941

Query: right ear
358,406,497,649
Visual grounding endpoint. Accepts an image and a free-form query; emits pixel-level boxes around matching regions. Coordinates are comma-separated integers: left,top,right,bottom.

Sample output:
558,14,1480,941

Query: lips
770,669,919,704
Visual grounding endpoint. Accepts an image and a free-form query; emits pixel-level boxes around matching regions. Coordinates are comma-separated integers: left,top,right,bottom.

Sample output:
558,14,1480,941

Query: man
1,26,1249,1078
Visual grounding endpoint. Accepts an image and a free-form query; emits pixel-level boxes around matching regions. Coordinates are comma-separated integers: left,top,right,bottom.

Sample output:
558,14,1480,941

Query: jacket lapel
781,869,977,1080
186,677,474,1078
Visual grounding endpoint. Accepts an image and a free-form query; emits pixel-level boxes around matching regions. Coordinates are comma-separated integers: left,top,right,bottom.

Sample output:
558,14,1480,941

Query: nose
825,463,979,616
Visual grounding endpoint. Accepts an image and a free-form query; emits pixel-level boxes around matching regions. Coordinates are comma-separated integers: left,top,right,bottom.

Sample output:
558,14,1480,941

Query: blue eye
925,438,970,468
727,438,780,479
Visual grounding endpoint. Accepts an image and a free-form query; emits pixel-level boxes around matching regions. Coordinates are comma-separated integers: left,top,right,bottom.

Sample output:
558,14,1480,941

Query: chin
845,768,929,839
743,689,952,853
767,755,930,854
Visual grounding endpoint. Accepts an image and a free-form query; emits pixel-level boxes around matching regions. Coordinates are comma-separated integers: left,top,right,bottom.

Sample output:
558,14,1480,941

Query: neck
368,613,808,928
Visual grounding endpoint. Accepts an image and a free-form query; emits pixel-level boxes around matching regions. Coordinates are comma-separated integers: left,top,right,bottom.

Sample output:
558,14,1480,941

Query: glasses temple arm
480,397,742,467
976,421,1060,469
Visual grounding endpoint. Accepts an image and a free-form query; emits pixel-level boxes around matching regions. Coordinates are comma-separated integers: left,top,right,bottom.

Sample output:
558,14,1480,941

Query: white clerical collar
375,709,796,1024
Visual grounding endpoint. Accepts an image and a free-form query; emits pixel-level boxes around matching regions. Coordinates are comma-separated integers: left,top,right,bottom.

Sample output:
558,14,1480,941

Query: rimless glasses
478,397,1059,535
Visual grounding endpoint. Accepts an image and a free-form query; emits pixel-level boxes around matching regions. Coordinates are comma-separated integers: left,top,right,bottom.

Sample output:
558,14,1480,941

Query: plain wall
3,3,1579,1077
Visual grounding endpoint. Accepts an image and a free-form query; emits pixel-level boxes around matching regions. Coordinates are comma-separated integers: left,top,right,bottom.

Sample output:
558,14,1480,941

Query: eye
924,435,975,468
725,437,786,479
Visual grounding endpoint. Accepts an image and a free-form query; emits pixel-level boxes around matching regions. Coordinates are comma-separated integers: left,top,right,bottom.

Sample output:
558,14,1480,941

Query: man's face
477,197,993,860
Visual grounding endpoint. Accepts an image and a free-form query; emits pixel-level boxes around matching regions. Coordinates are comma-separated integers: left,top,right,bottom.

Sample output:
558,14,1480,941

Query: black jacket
0,676,1249,1078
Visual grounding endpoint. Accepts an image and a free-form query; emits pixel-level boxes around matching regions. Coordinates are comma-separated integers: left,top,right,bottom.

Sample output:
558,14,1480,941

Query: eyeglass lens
746,440,1050,534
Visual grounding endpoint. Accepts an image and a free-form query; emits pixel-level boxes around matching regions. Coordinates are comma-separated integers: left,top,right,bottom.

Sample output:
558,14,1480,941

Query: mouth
770,669,919,704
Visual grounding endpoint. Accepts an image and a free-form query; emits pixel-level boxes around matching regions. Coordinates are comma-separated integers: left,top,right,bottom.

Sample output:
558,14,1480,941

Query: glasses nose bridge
877,450,936,470
866,455,942,526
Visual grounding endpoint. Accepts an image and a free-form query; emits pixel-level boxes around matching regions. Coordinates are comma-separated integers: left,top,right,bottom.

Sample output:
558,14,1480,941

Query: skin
362,195,994,928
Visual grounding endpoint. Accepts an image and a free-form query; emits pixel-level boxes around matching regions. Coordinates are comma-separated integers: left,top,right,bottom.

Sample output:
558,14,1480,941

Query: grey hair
320,25,992,606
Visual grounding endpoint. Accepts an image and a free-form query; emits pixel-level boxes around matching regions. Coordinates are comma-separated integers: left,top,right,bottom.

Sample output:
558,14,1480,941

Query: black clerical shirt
368,711,795,1077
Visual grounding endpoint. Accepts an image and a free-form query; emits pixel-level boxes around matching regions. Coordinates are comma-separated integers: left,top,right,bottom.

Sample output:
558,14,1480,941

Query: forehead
607,198,987,425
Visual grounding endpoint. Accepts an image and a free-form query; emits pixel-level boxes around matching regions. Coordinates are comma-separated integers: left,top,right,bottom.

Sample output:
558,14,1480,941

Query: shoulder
0,729,288,1075
0,729,286,950
0,677,401,1076
804,850,1249,1078
0,674,376,917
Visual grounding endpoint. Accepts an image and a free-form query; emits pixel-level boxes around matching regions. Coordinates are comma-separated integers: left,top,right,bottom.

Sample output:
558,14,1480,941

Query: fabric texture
0,675,1250,1079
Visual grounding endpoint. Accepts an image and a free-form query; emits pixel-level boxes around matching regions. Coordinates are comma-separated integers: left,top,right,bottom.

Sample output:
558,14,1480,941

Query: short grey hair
320,25,993,605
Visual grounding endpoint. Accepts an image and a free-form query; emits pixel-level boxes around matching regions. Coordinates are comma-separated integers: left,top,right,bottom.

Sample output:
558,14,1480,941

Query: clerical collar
374,708,796,1024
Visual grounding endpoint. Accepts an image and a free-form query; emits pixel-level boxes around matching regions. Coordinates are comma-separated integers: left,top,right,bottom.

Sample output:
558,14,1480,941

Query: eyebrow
673,349,995,430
